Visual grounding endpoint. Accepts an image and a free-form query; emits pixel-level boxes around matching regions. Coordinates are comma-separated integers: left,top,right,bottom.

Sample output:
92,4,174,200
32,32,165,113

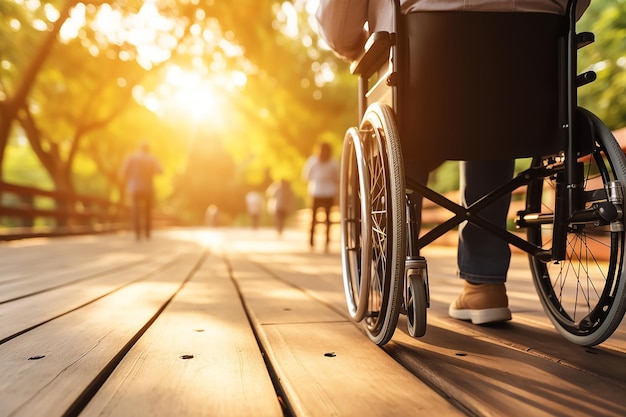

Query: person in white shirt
266,179,295,236
315,0,590,324
245,191,264,229
302,142,340,252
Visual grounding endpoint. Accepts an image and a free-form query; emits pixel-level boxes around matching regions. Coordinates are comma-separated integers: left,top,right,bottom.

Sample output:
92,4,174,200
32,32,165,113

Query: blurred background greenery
0,0,623,226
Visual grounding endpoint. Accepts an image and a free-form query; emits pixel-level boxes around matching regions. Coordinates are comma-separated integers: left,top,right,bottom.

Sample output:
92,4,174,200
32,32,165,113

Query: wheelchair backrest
359,2,568,170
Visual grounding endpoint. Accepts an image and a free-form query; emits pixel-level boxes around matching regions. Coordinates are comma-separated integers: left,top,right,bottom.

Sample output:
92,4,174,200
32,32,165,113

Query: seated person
315,0,590,325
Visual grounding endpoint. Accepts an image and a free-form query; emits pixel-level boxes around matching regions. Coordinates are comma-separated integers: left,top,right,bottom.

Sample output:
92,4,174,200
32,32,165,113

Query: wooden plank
0,234,192,302
243,251,348,315
387,317,626,417
0,235,123,285
228,230,626,416
0,237,99,281
0,251,203,417
230,256,464,416
0,252,147,302
261,321,463,417
80,254,283,417
3,228,625,417
380,245,626,417
222,230,348,317
419,247,626,392
0,252,184,343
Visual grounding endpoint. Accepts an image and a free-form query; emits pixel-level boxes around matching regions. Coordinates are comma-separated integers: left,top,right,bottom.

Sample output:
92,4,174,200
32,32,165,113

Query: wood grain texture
1,229,625,417
0,250,203,417
230,256,464,416
80,254,282,417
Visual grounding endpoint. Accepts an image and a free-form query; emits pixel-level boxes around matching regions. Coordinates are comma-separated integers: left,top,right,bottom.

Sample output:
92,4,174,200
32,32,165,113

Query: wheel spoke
526,109,626,345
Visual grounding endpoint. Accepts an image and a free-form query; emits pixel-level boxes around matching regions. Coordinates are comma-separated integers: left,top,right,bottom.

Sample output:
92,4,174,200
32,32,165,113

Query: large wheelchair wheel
526,108,626,346
340,127,372,322
339,103,406,345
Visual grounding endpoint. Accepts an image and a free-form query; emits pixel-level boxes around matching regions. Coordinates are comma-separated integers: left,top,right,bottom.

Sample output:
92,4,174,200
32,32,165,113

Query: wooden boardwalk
1,227,625,417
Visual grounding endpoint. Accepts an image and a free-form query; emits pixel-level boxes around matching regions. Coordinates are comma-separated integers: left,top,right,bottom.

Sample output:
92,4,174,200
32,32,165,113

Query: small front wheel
406,260,428,338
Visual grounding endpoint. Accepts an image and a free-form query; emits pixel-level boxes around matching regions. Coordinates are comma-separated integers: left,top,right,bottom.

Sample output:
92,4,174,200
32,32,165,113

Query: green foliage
0,0,42,97
1,0,624,227
3,136,53,189
427,162,459,193
169,134,241,223
577,0,626,130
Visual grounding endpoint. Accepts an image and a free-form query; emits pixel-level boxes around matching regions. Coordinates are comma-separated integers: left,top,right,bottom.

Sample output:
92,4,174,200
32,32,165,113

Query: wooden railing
0,181,131,240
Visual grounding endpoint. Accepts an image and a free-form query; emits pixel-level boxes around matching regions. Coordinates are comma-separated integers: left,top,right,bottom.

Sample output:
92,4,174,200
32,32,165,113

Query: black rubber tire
527,108,626,346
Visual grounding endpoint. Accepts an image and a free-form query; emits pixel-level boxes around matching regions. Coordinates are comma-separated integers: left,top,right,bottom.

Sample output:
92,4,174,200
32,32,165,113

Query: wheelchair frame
339,0,626,346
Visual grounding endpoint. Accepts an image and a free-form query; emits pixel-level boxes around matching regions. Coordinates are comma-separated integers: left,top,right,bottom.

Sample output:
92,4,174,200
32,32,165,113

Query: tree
0,0,80,173
0,0,361,225
577,0,626,130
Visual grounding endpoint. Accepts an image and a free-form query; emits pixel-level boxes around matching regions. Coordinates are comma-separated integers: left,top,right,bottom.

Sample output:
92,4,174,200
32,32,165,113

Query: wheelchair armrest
350,31,395,76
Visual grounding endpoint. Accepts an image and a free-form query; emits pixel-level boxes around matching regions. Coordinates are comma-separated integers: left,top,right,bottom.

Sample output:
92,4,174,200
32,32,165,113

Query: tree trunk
0,0,78,175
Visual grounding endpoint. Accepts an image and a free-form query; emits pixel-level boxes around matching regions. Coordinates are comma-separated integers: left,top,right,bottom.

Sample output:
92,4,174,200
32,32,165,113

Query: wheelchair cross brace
406,160,622,264
406,172,549,260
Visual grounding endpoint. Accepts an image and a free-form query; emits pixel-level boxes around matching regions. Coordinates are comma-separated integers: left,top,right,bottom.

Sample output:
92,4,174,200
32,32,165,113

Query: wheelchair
339,0,626,346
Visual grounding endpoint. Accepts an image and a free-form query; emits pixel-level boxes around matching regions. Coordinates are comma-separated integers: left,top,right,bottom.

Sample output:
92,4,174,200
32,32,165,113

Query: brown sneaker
448,281,512,324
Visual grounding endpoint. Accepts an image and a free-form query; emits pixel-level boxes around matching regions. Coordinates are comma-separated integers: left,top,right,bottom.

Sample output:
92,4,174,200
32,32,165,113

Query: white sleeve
315,0,369,61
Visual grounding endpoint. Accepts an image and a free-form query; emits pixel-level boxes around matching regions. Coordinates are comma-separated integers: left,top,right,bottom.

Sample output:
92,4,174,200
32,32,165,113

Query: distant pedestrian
120,141,163,240
302,142,339,252
245,191,264,229
266,179,295,237
206,205,220,227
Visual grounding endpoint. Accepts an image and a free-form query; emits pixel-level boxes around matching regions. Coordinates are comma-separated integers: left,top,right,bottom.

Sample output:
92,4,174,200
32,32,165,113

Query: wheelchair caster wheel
406,261,428,338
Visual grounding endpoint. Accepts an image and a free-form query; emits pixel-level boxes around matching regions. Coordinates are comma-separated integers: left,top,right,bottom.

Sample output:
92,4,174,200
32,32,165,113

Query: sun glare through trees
0,0,361,225
2,0,621,226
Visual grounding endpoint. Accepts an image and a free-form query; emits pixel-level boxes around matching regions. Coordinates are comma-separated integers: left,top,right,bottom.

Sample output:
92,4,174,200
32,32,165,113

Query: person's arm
315,0,369,61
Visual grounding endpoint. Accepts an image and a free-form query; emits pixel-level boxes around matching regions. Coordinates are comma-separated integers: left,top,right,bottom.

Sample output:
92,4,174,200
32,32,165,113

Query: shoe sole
448,306,512,324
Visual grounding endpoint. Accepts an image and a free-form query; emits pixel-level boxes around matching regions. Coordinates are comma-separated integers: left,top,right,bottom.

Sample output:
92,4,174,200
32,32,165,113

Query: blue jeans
457,160,514,283
407,160,514,284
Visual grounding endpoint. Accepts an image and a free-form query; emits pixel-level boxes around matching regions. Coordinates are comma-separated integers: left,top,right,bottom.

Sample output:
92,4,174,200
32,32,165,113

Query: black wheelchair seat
398,12,564,168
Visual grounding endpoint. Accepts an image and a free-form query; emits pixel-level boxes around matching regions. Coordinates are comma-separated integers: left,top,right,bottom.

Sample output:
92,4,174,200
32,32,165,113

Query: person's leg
144,194,152,239
276,210,285,235
457,160,514,282
310,198,321,248
450,160,515,324
131,193,141,240
322,197,333,251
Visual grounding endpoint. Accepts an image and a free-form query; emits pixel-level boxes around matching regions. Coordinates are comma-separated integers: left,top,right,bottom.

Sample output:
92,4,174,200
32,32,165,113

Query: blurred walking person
266,179,295,237
245,191,264,229
302,142,339,252
120,141,163,240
